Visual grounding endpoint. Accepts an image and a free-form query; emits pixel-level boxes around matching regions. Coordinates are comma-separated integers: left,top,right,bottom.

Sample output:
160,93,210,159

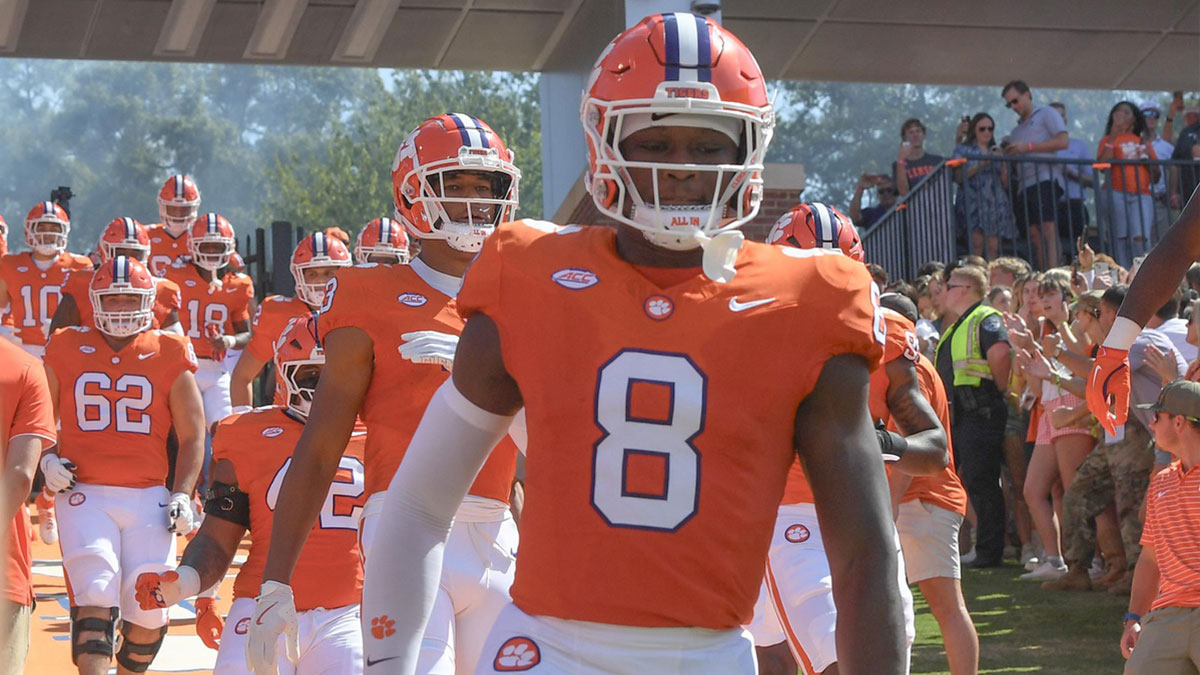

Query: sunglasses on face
1144,110,1160,118
1005,98,1021,109
977,126,994,132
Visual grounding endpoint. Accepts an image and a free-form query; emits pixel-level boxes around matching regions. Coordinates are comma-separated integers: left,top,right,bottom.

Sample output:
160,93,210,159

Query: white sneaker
38,506,58,545
1020,559,1067,581
960,547,978,565
1088,558,1106,580
1021,544,1040,570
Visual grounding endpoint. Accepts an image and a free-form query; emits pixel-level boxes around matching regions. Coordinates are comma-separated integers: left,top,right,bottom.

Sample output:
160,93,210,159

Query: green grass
910,563,1129,674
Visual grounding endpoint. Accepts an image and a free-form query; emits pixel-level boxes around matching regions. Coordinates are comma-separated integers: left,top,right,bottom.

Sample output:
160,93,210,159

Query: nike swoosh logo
138,352,156,360
728,297,776,312
650,112,674,121
255,603,277,625
366,656,401,666
157,502,168,508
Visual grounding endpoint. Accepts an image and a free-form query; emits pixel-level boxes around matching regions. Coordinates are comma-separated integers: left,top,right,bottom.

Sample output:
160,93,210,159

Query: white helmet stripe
313,232,326,257
175,175,184,199
450,113,484,148
813,203,837,249
123,217,136,239
671,12,700,82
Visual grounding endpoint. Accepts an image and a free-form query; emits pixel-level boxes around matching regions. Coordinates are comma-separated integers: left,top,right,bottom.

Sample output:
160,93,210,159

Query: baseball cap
1141,101,1161,113
1137,379,1200,422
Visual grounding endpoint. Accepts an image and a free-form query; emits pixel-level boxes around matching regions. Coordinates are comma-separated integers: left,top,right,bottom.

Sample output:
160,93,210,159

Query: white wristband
1102,317,1142,350
175,564,202,599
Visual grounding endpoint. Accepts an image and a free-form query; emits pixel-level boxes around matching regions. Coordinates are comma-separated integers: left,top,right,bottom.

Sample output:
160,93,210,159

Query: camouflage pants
1062,420,1154,568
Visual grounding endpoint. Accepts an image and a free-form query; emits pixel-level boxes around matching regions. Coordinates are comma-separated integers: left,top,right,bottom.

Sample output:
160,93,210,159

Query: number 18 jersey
456,221,884,630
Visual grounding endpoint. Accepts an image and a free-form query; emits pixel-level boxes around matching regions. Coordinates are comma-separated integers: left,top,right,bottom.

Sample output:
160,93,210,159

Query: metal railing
861,154,1200,280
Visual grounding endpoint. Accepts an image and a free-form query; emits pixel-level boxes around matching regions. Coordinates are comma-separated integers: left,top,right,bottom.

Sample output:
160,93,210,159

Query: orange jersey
246,295,312,363
146,224,191,277
214,407,366,611
1,339,55,605
1,251,93,345
456,221,884,629
43,327,197,488
317,263,517,500
868,310,967,516
60,269,182,331
165,265,254,360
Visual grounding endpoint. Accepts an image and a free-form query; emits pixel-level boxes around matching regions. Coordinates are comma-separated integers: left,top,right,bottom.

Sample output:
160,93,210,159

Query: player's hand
39,453,77,493
398,331,459,371
1087,346,1130,435
246,580,300,674
135,566,200,610
167,491,196,534
1121,620,1141,659
195,597,224,650
205,324,231,360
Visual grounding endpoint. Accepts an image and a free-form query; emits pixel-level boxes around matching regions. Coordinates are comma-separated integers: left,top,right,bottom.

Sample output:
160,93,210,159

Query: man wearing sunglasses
850,173,898,228
1001,80,1070,270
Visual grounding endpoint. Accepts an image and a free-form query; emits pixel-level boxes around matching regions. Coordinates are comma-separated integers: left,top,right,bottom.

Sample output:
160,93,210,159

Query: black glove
875,421,908,463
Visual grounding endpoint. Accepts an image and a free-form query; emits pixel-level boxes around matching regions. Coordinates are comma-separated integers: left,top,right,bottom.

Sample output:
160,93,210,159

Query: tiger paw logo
68,492,86,507
370,615,396,640
234,617,250,635
493,636,540,671
644,295,674,321
785,523,810,543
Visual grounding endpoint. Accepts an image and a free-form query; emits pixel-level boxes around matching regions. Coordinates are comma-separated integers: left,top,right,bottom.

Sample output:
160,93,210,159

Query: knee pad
70,606,118,664
115,622,167,673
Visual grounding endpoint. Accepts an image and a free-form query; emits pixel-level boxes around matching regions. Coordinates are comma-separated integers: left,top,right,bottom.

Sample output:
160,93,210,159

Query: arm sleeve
361,380,514,673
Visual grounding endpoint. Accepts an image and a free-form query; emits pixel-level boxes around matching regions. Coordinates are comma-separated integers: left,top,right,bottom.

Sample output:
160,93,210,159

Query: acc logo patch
151,237,163,244
370,615,396,640
644,295,674,321
16,266,29,273
493,636,540,671
551,268,599,290
68,492,86,507
261,426,285,438
79,344,96,354
785,523,810,543
234,617,250,635
397,293,427,307
184,279,197,287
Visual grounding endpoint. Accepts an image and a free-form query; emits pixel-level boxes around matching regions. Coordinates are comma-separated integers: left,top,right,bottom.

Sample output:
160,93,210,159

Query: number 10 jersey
456,221,884,630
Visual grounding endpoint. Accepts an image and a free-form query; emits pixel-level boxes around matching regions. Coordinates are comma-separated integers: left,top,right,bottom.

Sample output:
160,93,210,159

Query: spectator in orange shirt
1122,380,1200,671
1099,101,1161,268
0,339,56,673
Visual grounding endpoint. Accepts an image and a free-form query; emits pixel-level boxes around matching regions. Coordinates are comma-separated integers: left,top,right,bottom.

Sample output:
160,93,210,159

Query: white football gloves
39,453,77,493
167,492,196,535
246,580,300,675
398,331,459,371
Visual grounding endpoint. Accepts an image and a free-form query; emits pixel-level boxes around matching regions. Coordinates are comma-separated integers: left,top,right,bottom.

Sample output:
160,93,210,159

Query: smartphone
1130,255,1147,280
1094,261,1110,283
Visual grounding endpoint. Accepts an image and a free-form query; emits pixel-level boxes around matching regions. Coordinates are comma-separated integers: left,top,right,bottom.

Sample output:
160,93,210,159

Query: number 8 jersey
456,221,884,630
43,327,198,488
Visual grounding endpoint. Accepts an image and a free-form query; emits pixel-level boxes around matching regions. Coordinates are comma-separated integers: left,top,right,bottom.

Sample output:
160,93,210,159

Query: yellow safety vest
937,303,1000,386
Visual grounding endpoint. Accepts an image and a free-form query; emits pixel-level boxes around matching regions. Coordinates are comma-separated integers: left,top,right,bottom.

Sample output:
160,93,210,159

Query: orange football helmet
157,174,202,236
354,217,411,265
391,113,520,253
290,232,351,307
25,201,70,255
188,214,236,271
581,13,774,250
97,217,151,263
767,202,865,262
274,314,324,419
90,256,156,337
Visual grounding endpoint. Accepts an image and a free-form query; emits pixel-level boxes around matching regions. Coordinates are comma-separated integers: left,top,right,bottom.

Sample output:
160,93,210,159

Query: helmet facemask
27,220,69,256
397,148,520,253
291,263,346,307
279,360,322,420
189,236,235,271
91,278,154,338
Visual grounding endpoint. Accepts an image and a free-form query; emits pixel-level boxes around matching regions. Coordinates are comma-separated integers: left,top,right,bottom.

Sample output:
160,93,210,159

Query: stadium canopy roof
1,0,1195,90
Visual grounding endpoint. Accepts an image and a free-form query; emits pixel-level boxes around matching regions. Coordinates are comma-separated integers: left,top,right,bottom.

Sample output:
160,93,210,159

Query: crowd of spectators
874,237,1200,624
850,83,1200,272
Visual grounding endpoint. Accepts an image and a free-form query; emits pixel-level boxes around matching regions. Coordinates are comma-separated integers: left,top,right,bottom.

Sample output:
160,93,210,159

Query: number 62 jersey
456,221,884,630
43,327,198,488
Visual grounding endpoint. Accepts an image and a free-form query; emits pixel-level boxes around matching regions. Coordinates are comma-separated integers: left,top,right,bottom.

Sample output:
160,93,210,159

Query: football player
362,14,905,675
1087,187,1200,432
0,202,92,358
147,174,201,277
50,217,182,335
135,315,366,674
753,203,974,675
40,255,205,673
252,113,522,675
164,214,254,433
354,217,412,265
229,232,351,409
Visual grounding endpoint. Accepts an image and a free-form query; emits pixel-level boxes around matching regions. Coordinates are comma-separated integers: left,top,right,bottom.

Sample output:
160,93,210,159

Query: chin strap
695,229,744,284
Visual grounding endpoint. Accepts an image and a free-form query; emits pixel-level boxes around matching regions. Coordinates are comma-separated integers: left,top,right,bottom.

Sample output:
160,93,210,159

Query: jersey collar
409,257,462,299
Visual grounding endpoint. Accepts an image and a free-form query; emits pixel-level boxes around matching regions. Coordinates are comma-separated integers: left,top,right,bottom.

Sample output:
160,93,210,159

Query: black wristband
875,424,908,462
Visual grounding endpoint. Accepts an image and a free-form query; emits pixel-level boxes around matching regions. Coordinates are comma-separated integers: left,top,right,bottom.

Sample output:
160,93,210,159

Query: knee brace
70,606,118,664
115,622,167,673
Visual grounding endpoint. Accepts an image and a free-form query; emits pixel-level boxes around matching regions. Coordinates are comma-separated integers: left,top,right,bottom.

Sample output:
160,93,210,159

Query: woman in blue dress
954,112,1018,260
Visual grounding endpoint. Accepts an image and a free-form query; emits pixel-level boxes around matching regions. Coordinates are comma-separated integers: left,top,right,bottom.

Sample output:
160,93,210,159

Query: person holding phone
894,118,944,197
850,172,897,228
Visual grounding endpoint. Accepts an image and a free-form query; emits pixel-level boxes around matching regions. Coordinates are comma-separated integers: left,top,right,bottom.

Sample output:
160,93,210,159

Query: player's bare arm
452,313,523,415
797,353,906,674
48,292,81,334
168,370,206,496
1119,191,1200,326
986,342,1011,393
884,357,949,476
179,459,246,588
229,349,266,408
262,325,373,583
1,434,41,529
